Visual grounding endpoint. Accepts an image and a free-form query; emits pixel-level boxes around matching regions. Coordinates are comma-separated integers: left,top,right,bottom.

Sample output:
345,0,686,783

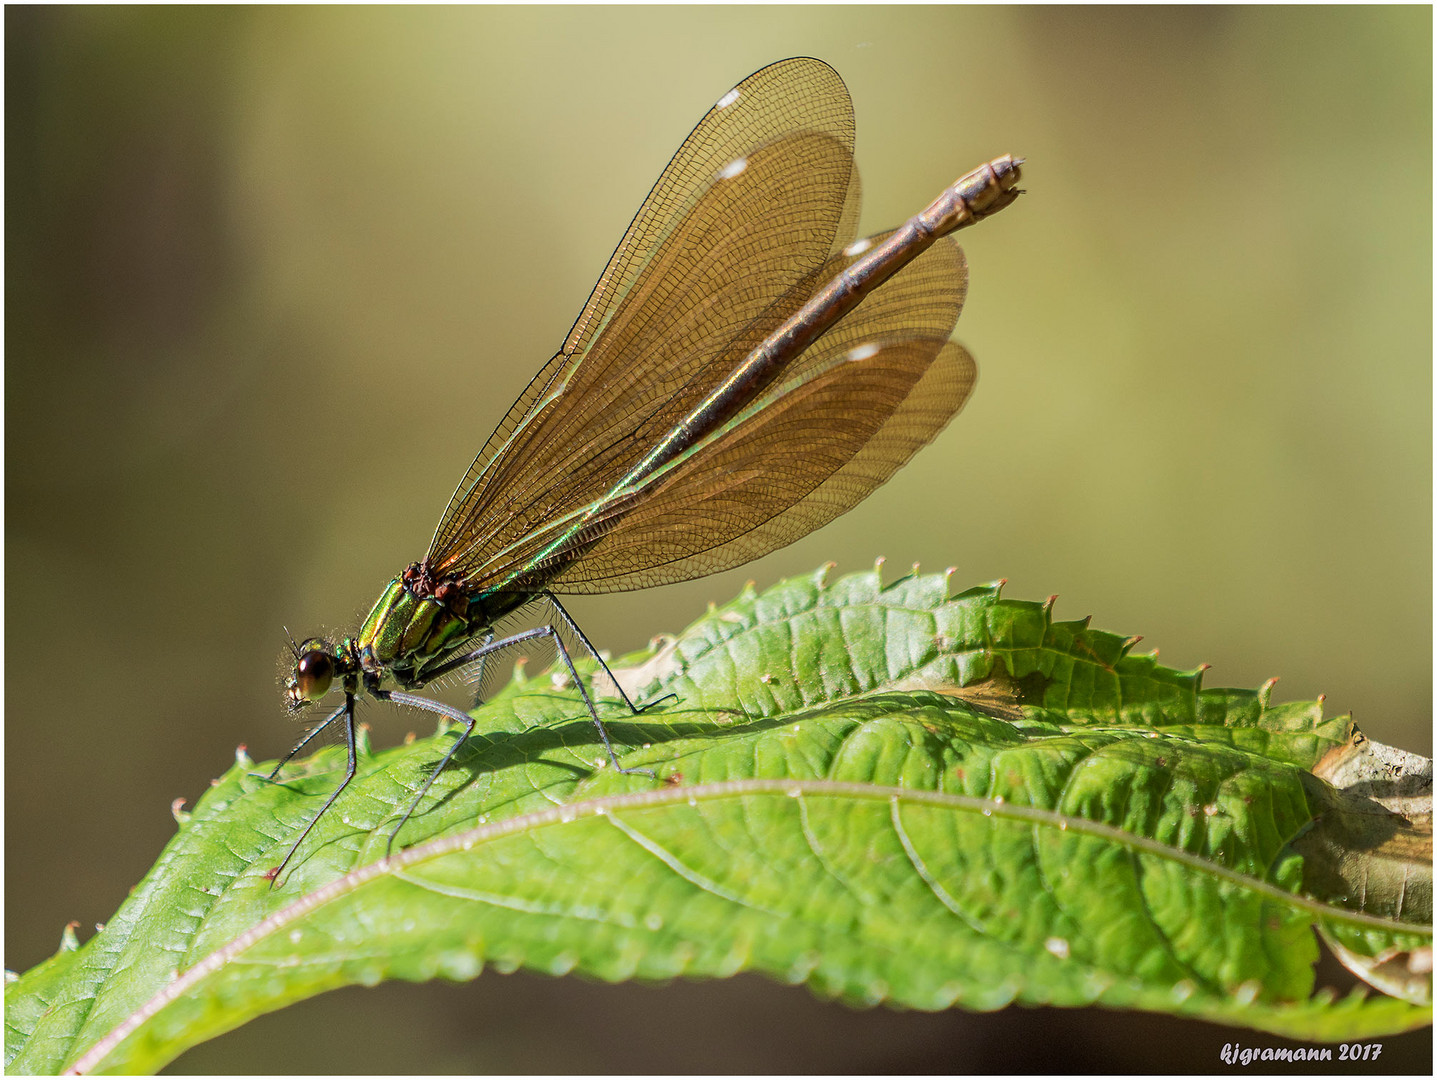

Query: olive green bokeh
7,6,1430,1072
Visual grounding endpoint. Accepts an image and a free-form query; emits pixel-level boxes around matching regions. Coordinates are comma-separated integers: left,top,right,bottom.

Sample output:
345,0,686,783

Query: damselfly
266,57,1021,883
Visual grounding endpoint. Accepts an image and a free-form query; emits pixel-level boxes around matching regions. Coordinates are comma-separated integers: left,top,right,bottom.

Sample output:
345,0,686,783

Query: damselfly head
286,638,336,708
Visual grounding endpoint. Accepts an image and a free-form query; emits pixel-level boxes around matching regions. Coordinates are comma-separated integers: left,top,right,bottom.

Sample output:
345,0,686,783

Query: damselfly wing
267,57,1021,884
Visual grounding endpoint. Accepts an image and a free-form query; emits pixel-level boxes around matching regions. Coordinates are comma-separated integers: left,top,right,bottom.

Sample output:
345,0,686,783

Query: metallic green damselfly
266,57,1021,884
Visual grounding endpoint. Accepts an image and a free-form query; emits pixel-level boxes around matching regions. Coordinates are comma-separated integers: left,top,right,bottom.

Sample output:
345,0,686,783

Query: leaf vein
889,797,987,933
603,813,777,913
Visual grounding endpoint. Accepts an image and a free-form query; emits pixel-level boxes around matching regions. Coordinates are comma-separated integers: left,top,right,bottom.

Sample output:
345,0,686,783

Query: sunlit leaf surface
6,567,1430,1074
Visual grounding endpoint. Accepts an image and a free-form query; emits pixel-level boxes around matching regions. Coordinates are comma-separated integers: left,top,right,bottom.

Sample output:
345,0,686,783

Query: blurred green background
7,6,1430,1072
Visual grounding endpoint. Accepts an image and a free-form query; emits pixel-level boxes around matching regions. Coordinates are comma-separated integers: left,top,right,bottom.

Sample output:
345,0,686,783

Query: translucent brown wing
465,336,974,594
540,238,974,591
563,57,857,360
553,340,975,592
452,228,971,591
427,58,857,565
797,231,967,380
429,129,859,579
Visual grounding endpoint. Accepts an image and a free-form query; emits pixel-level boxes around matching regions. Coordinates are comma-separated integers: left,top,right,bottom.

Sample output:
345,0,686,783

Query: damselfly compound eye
293,648,334,701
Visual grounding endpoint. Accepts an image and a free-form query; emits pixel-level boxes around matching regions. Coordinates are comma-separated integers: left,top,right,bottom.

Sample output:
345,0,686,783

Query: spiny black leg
415,624,654,776
379,689,475,856
545,593,678,715
267,692,358,887
420,624,564,684
254,701,348,783
461,630,496,706
540,621,654,778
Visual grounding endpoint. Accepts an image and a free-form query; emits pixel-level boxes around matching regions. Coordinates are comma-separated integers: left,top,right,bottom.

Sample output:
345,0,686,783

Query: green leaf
6,566,1431,1073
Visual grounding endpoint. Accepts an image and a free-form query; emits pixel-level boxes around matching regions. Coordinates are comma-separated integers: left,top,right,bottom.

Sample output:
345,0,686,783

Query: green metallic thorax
354,576,474,682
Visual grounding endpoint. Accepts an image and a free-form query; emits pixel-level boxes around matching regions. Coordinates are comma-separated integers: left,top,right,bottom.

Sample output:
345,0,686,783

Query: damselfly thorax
285,563,528,704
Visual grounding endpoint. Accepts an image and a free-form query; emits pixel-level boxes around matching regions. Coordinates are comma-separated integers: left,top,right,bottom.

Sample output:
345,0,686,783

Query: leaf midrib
67,776,1424,1073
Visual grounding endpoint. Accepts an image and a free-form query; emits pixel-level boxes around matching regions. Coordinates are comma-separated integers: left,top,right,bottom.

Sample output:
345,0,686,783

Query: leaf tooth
1259,676,1280,707
1042,593,1057,616
59,920,80,953
934,980,964,1007
1001,971,1027,1002
671,940,698,974
170,798,191,826
234,744,252,767
862,976,891,1005
1188,662,1209,691
355,722,373,759
815,561,837,588
1120,634,1143,656
605,939,644,981
873,554,886,584
547,950,578,977
716,936,750,977
784,949,822,984
440,950,482,981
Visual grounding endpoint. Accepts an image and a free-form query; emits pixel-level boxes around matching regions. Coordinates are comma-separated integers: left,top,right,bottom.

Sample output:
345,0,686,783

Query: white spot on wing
843,237,874,258
717,157,748,180
716,88,741,109
847,342,881,362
